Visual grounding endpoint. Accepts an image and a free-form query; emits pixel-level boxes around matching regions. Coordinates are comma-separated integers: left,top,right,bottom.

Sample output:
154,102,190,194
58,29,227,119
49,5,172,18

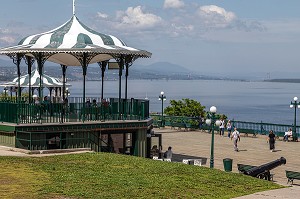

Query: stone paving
156,127,300,198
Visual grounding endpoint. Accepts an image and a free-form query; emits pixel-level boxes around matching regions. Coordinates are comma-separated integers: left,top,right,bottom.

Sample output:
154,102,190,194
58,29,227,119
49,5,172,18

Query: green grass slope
0,153,283,199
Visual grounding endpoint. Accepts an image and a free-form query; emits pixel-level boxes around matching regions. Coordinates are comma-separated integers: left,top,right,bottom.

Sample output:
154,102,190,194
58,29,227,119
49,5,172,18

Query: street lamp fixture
205,106,221,168
290,97,300,141
158,91,166,127
65,87,70,97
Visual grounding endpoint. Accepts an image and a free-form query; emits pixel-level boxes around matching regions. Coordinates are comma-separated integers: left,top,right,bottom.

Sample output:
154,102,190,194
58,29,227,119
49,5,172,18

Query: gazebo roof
0,14,151,66
0,63,70,88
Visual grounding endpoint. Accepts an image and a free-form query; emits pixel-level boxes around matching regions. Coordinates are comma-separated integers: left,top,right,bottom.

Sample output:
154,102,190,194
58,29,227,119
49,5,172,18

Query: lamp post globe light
65,87,70,97
290,97,300,141
158,91,166,127
205,106,221,168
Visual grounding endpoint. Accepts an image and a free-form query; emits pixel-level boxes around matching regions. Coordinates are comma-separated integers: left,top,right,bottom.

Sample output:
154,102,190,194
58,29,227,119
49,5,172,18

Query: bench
239,129,257,137
185,123,198,131
171,122,187,131
286,170,300,184
237,164,257,173
275,132,294,141
238,163,274,181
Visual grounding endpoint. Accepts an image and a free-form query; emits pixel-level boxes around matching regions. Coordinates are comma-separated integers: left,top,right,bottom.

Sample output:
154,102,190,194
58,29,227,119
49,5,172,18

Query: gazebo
1,61,71,101
0,1,154,157
0,2,150,106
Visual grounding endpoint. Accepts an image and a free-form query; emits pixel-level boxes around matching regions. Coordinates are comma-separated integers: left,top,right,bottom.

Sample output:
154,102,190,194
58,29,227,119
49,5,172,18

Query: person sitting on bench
284,128,293,141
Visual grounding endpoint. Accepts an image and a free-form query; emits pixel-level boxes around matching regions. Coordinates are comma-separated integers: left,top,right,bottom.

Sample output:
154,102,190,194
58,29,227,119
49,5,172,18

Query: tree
164,98,206,117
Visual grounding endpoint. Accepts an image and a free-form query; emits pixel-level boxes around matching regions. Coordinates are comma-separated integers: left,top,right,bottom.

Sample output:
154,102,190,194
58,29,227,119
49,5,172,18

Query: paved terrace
157,127,300,186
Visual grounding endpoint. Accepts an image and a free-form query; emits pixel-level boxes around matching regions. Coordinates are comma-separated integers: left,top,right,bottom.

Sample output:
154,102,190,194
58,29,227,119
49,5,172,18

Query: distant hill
0,60,226,81
0,58,14,67
131,62,190,75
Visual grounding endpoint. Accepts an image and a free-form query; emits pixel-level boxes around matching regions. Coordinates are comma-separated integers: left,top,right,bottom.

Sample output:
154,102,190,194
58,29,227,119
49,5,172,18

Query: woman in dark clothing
268,130,276,152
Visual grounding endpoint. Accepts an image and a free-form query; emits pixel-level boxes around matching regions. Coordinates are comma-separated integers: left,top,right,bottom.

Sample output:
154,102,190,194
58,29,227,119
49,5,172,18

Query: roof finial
73,0,76,16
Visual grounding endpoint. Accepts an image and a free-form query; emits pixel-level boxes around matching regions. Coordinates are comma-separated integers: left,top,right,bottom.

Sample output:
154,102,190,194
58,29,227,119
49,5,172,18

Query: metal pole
294,103,297,141
161,94,164,127
82,53,87,122
210,113,215,168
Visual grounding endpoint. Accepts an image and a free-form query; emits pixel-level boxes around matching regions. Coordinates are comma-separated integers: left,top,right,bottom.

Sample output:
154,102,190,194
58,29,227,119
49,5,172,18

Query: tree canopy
164,98,206,117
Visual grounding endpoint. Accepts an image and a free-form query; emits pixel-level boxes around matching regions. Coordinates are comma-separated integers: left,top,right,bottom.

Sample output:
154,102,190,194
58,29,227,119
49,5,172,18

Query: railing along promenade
0,97,149,124
150,114,300,138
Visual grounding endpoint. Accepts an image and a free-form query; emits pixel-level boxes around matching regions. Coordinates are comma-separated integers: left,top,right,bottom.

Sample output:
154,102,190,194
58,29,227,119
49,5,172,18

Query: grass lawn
0,152,283,199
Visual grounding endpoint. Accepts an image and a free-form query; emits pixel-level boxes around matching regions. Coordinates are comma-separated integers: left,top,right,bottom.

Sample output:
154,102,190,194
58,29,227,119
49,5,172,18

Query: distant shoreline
264,79,300,83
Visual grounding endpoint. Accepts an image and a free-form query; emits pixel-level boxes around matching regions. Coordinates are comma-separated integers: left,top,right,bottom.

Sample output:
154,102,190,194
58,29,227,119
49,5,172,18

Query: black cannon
243,157,286,181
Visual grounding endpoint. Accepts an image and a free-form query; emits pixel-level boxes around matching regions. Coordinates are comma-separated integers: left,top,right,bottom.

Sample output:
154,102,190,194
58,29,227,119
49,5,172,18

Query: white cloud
197,5,236,28
96,12,108,19
170,23,194,37
117,6,162,29
164,0,185,9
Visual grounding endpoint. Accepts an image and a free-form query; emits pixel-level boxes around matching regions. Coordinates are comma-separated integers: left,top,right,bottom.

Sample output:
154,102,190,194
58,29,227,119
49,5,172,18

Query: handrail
150,114,300,137
0,97,150,124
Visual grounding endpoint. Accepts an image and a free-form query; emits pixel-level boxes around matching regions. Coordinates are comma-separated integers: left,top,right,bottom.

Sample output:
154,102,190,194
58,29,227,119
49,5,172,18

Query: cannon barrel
244,157,286,177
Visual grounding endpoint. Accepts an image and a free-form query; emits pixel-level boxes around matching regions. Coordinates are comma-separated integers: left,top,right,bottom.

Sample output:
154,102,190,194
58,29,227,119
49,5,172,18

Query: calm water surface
69,80,300,125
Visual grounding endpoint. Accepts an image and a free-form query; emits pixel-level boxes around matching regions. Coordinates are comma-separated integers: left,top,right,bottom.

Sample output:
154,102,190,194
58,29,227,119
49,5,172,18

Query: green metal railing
231,120,300,138
150,114,201,129
0,97,149,124
150,114,300,138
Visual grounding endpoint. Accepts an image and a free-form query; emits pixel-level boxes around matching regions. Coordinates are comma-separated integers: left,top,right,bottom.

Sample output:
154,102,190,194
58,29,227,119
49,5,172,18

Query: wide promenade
157,127,300,198
158,127,300,185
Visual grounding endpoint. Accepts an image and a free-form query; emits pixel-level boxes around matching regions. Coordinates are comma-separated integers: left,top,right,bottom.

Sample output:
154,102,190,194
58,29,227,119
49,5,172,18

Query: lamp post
205,106,221,168
290,97,300,141
158,91,166,127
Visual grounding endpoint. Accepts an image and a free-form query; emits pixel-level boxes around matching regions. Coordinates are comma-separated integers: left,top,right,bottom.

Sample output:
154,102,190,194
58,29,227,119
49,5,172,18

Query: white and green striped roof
1,63,70,88
0,15,151,66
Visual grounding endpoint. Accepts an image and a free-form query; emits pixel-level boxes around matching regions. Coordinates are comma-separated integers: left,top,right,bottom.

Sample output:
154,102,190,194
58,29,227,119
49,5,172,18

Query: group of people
217,118,241,152
151,145,173,160
218,118,294,153
229,126,293,153
219,119,233,138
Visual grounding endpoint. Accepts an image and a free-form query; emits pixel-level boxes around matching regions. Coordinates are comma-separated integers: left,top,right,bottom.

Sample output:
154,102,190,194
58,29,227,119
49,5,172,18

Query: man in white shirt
231,128,240,152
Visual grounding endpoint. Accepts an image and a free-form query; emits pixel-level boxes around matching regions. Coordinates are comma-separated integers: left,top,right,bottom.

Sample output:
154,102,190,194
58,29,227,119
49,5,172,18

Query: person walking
219,118,225,136
268,130,276,152
226,120,232,138
231,128,240,152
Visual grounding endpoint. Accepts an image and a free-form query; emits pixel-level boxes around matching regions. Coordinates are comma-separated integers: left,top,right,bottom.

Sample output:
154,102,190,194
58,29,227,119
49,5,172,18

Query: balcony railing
0,97,149,124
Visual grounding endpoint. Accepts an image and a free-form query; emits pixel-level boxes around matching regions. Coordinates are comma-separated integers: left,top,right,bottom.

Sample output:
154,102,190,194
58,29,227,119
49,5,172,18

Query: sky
0,0,300,79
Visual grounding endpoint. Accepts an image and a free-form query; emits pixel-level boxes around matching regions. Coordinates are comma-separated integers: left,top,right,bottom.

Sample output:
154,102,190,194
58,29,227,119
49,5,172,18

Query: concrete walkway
155,127,300,199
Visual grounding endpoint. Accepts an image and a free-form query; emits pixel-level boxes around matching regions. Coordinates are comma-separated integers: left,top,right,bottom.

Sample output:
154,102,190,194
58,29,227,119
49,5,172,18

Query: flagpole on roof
73,0,76,16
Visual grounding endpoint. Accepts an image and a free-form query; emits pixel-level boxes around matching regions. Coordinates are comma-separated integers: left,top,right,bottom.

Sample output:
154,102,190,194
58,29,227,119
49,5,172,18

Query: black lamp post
205,106,221,168
290,97,300,141
158,91,166,127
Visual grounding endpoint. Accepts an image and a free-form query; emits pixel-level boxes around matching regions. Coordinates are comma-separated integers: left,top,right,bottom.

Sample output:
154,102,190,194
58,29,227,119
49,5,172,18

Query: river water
68,79,300,125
